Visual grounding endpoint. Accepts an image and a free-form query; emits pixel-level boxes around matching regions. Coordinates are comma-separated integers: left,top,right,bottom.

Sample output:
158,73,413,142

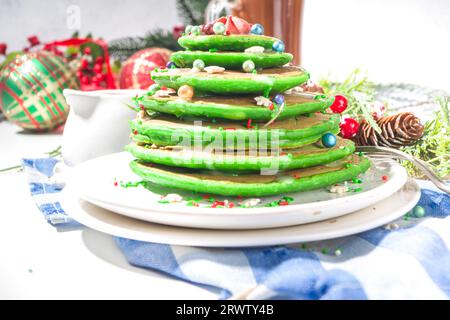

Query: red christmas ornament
340,117,360,138
0,43,7,55
118,48,172,89
173,24,185,39
330,94,348,113
27,35,40,47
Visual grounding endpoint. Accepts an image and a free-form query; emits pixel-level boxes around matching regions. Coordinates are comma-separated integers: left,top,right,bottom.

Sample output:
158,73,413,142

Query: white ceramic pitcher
62,89,144,166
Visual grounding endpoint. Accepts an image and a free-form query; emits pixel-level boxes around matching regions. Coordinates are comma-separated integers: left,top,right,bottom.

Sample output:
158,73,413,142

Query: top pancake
178,34,279,51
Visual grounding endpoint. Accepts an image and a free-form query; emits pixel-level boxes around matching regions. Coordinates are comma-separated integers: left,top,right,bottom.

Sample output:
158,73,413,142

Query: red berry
340,117,359,138
95,73,105,82
93,63,103,73
83,47,91,55
330,95,348,113
76,70,83,78
91,76,100,84
80,59,89,70
95,56,104,64
0,43,7,55
27,35,40,47
80,75,90,85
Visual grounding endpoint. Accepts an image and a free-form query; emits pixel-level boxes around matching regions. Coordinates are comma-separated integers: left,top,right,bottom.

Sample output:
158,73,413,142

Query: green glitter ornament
0,51,79,131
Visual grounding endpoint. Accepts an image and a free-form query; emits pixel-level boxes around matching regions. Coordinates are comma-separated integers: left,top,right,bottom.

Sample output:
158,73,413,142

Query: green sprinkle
252,69,257,74
207,126,212,129
358,151,364,156
282,196,294,203
158,200,170,204
287,153,293,159
208,197,215,203
218,127,223,130
159,68,169,73
344,163,354,168
320,110,327,114
211,118,217,123
265,201,279,207
186,200,198,207
208,48,218,52
321,248,329,255
120,181,147,188
352,178,362,184
301,243,307,249
353,187,363,193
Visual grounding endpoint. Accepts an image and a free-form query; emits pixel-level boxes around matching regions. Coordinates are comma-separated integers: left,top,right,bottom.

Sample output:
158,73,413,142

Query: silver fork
355,145,450,194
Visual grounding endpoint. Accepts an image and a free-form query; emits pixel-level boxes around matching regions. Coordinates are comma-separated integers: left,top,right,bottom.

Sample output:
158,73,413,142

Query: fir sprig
401,97,450,179
176,0,210,25
319,69,382,133
108,29,181,61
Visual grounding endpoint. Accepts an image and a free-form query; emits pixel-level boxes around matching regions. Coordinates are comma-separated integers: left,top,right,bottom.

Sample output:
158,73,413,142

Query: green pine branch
176,0,210,26
319,68,382,133
108,29,181,61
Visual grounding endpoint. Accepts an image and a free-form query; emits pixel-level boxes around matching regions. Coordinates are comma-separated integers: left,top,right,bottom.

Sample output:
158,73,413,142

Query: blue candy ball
413,205,426,218
250,23,264,35
322,133,337,148
166,61,176,69
273,94,285,105
272,40,285,52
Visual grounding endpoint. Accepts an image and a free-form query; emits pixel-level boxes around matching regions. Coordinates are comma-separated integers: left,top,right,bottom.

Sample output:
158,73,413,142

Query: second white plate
67,152,408,229
62,179,420,247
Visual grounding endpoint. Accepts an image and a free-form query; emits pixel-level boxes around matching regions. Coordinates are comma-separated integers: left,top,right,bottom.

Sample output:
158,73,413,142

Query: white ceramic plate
67,152,408,230
62,179,420,247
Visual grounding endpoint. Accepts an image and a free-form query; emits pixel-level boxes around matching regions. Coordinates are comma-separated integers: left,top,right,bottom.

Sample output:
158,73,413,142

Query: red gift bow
43,38,116,89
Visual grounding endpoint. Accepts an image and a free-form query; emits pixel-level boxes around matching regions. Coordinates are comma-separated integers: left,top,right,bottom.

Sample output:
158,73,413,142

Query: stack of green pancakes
126,17,370,197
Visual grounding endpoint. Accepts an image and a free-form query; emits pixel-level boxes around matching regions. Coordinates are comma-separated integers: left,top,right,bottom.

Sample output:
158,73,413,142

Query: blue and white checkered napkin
23,157,450,299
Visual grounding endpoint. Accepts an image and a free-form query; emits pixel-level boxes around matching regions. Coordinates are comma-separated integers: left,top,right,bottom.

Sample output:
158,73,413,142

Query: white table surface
0,121,217,299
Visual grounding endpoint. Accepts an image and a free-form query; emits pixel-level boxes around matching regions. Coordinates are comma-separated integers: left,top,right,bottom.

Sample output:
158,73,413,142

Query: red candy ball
330,95,348,113
340,117,359,138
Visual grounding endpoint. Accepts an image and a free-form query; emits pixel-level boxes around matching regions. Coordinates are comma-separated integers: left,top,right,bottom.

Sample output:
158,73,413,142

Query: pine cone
354,112,424,148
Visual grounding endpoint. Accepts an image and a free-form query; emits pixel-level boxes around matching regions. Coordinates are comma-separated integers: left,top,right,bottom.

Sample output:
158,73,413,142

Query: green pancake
140,94,332,121
130,113,340,150
178,34,279,51
171,51,293,69
129,154,371,196
126,138,355,172
151,66,309,95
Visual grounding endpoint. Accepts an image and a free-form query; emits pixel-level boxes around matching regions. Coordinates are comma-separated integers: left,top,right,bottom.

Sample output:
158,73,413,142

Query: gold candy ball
177,85,194,99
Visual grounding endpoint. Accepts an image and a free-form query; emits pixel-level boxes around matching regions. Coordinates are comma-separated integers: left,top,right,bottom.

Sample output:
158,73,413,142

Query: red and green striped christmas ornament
0,51,79,131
